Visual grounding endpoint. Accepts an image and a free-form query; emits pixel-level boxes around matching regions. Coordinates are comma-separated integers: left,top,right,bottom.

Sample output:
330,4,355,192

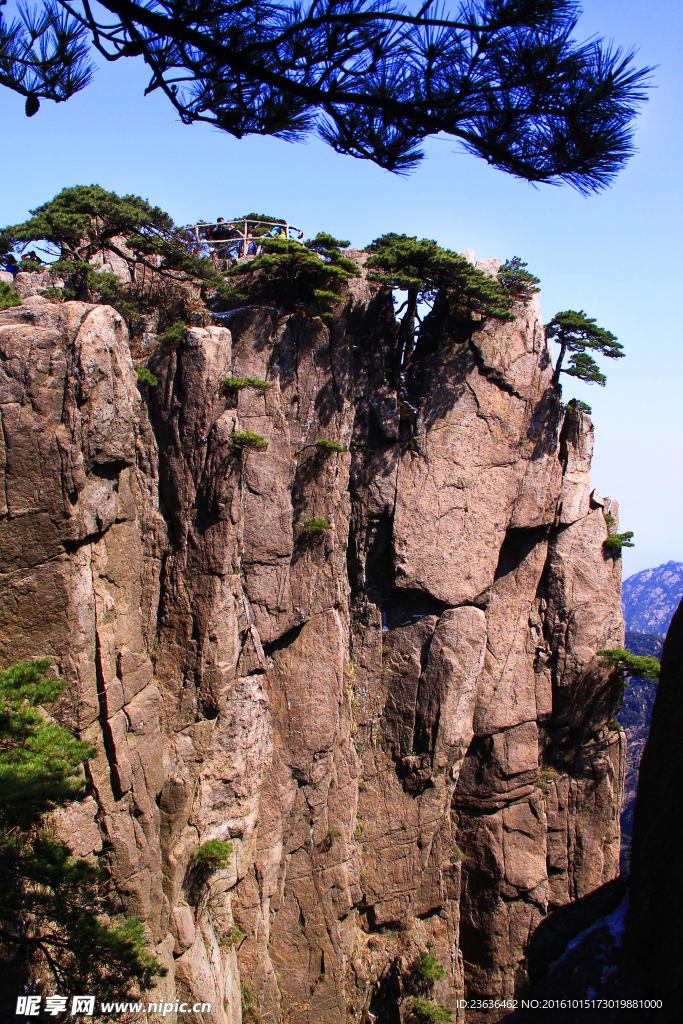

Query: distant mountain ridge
622,560,683,633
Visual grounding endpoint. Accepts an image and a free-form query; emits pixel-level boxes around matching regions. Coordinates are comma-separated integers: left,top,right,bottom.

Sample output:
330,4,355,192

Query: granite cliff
0,257,625,1024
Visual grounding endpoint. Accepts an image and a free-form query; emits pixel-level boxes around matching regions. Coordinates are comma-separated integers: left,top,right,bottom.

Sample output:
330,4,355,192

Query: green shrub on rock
0,281,22,309
222,376,273,393
157,320,187,350
303,517,332,534
566,398,592,415
194,839,233,868
415,951,445,983
409,998,452,1024
604,531,635,552
498,256,540,297
315,439,347,453
134,363,157,387
230,431,268,452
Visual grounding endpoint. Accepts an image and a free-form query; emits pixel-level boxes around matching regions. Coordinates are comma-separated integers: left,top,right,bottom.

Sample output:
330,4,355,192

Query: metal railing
190,218,304,259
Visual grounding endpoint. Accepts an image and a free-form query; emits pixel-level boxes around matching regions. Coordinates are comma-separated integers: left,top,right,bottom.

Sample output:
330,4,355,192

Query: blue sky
1,0,681,577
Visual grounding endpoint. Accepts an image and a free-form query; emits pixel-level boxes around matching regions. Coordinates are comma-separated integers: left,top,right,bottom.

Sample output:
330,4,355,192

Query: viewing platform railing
190,219,304,259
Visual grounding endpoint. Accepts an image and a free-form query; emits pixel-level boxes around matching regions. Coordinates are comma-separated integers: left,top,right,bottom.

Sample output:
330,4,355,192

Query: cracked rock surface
0,272,624,1023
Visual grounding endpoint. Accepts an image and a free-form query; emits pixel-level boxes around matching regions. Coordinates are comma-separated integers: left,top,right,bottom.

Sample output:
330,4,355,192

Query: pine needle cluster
0,2,651,191
0,660,162,999
598,649,660,681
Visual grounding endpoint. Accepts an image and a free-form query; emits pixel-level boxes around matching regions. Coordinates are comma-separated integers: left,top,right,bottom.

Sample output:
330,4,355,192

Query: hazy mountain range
622,560,683,634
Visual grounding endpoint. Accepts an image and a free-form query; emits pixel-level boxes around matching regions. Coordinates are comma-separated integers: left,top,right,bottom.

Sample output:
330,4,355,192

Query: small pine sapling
230,431,268,452
566,398,592,415
409,998,452,1024
194,839,233,869
303,517,332,533
222,376,273,393
604,531,635,552
315,439,347,453
134,363,158,387
602,508,633,552
157,320,188,350
415,951,445,983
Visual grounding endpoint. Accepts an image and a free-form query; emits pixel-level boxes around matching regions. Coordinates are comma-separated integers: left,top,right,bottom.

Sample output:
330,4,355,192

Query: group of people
205,217,303,262
3,251,43,277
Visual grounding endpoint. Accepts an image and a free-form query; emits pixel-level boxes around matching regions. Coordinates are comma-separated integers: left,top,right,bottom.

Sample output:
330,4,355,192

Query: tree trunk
392,288,418,389
552,340,567,388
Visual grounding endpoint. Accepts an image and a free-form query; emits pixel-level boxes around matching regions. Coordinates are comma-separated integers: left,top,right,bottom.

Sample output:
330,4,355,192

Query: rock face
0,269,625,1023
623,598,683,1019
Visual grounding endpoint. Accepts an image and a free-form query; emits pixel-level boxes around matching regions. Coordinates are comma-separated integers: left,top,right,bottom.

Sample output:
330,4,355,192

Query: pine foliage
415,951,445,983
365,232,514,388
230,431,268,452
604,531,635,552
546,309,624,387
134,363,158,387
498,257,540,297
0,660,161,997
409,998,452,1024
227,234,359,321
366,234,513,322
194,839,233,868
0,2,651,190
303,517,332,533
566,398,592,415
315,439,346,453
0,185,235,327
598,649,660,681
222,376,273,393
0,281,22,309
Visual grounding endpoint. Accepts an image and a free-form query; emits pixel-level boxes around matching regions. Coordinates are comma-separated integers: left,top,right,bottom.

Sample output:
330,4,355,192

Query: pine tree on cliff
227,231,360,322
546,309,624,387
0,660,161,1001
1,2,651,190
0,184,240,321
366,233,514,387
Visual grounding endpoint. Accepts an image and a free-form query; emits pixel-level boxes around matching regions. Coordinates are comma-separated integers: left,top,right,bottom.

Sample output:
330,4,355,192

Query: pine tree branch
1,0,652,187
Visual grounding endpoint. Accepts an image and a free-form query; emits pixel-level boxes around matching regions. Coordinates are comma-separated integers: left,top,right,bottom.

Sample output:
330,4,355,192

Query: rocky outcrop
0,264,625,1023
622,598,683,1019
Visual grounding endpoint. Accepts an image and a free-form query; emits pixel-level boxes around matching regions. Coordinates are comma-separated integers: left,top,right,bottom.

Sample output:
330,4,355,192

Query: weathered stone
0,263,625,1024
558,404,593,524
475,259,501,279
